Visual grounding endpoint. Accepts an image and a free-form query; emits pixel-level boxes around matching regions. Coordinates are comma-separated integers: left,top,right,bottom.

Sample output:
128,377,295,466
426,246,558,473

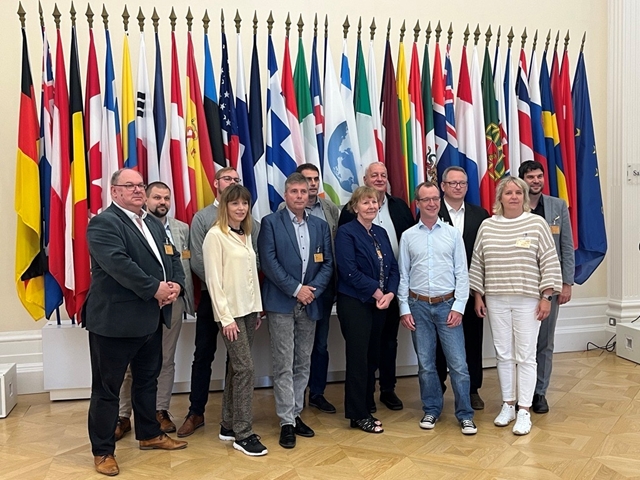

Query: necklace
229,225,245,236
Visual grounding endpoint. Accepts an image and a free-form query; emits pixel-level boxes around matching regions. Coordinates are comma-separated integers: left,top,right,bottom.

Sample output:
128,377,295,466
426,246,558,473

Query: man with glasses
435,166,489,410
84,169,187,476
177,167,261,439
399,181,476,435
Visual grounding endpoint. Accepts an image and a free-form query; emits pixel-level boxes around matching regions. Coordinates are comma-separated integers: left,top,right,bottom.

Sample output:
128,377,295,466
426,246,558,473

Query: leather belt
409,290,454,304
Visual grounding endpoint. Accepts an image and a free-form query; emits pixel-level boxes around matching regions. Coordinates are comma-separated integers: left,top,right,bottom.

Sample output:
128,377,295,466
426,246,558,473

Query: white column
607,0,640,323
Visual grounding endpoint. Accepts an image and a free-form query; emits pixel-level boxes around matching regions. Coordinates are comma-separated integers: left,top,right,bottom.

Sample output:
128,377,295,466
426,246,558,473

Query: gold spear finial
520,27,527,49
253,11,258,36
413,20,420,43
53,4,61,29
152,8,159,34
370,18,376,41
386,18,391,42
221,9,225,35
284,13,290,38
545,29,551,51
435,21,441,43
485,25,492,48
580,32,586,53
86,3,94,29
357,17,362,41
532,29,538,52
102,4,109,30
554,31,559,52
122,5,129,32
169,7,176,32
463,24,470,47
324,14,328,39
18,2,27,29
267,11,274,35
186,7,193,32
39,1,44,28
70,2,77,27
496,25,501,48
564,30,570,51
297,14,303,38
400,20,405,43
507,27,514,48
202,10,210,35
137,8,144,32
235,10,242,34
474,24,481,46
314,13,318,37
343,15,349,39
447,22,453,46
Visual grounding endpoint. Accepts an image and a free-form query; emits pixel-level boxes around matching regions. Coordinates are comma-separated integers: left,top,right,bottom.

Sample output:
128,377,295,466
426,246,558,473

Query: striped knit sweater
469,212,563,299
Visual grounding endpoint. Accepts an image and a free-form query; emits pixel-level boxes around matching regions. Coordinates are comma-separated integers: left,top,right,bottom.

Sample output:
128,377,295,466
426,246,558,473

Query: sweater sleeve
536,220,563,295
203,230,235,327
468,224,486,296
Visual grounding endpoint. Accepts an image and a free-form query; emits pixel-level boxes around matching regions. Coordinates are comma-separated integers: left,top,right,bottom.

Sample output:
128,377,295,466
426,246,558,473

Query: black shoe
219,425,235,441
294,416,315,437
233,434,268,456
279,425,296,449
309,394,337,414
369,402,377,414
380,391,403,410
470,393,485,410
532,394,549,414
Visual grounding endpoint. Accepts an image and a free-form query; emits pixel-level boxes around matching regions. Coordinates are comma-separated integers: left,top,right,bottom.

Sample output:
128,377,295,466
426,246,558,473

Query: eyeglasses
219,176,241,183
443,181,468,188
417,197,441,204
114,183,146,191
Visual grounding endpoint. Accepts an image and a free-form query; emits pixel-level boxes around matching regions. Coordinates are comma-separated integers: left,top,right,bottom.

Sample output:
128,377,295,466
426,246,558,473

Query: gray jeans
267,305,316,426
536,296,560,396
221,313,258,441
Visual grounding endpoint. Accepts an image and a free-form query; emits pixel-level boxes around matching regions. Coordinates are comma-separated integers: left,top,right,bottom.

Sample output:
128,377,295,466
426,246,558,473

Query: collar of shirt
444,198,465,215
113,201,148,223
213,198,220,208
286,207,307,225
418,217,444,231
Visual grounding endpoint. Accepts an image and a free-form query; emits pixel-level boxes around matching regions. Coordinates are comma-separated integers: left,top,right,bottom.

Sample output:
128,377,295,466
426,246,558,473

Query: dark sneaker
419,414,437,430
460,419,478,435
233,434,268,456
219,425,235,441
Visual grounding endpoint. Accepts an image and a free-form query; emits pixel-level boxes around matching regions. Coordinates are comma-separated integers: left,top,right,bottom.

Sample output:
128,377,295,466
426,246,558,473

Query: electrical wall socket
609,318,617,326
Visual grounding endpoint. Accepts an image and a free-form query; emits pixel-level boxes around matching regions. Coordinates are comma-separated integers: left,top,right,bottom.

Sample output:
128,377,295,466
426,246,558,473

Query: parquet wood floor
2,350,640,479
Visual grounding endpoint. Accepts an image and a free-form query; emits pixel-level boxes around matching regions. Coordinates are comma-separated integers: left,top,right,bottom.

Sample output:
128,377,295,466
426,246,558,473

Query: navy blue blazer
335,219,400,304
258,208,333,321
83,203,185,338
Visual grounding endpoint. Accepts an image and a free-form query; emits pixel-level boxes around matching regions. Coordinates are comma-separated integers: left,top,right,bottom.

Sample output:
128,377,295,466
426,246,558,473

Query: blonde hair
214,184,253,235
347,186,379,214
493,176,531,216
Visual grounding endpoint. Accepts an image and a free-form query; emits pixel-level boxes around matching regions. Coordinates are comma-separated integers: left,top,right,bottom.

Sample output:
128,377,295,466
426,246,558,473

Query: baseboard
0,296,613,397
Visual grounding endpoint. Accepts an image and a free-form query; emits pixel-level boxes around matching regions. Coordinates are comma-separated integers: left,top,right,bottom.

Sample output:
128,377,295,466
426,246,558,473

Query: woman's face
500,181,525,214
227,198,249,225
354,196,379,222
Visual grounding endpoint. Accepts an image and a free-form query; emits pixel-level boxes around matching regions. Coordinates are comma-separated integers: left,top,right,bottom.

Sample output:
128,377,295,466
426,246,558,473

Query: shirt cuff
452,299,467,315
399,301,411,316
293,283,303,298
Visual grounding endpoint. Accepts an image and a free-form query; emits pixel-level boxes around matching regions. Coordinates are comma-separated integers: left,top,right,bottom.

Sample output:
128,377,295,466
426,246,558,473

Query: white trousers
486,295,541,408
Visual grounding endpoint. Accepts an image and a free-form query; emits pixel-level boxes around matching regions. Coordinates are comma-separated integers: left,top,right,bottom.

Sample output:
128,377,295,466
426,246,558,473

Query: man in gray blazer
116,182,196,439
84,169,187,476
259,172,333,449
519,161,575,414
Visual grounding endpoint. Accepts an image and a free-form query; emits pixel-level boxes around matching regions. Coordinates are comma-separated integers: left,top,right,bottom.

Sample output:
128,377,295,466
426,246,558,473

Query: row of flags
14,8,606,322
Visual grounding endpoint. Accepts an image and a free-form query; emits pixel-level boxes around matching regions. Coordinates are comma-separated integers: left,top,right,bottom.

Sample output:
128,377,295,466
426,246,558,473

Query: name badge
314,253,324,262
515,238,531,249
181,249,191,259
550,225,560,235
164,244,174,255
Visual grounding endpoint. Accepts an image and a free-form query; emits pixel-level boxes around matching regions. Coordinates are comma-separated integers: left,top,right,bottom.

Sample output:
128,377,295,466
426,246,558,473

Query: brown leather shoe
176,413,204,438
156,410,176,433
94,454,119,476
114,417,131,442
139,433,188,450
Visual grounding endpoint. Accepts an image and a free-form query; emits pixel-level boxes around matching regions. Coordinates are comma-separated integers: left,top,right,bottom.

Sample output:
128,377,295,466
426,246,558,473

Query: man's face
363,164,388,194
522,169,545,196
441,170,468,203
214,170,241,194
417,185,441,223
299,168,320,198
146,187,171,219
284,182,309,213
111,170,146,213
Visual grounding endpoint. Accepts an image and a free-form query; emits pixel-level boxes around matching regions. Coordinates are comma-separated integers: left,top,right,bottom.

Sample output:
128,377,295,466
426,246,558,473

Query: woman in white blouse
202,184,266,456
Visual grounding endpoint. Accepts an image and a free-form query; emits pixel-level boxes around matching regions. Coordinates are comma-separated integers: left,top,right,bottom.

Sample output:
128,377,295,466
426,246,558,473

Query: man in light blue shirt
398,182,477,435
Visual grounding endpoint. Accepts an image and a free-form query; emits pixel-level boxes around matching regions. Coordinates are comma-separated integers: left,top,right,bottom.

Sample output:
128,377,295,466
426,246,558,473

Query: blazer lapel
280,209,302,260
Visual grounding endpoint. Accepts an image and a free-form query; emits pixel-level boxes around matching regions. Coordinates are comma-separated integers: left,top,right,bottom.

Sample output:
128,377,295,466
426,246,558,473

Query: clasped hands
154,281,181,307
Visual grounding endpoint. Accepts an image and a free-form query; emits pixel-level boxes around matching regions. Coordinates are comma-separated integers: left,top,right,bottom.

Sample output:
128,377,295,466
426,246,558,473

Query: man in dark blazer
338,162,415,412
259,172,333,449
519,160,575,414
84,169,187,476
435,166,490,410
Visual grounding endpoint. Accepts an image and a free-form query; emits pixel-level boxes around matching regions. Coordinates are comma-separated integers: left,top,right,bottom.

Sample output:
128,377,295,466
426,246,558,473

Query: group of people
83,159,574,476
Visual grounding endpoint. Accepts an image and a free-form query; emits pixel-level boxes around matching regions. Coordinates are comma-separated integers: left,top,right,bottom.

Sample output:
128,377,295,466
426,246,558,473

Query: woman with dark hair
335,186,400,433
202,184,266,456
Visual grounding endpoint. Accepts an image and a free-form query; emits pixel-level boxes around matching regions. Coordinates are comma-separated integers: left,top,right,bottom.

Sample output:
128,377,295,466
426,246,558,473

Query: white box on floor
0,363,17,418
616,322,640,364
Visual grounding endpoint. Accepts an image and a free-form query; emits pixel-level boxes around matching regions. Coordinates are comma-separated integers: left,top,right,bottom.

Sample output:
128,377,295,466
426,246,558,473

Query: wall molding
0,296,612,398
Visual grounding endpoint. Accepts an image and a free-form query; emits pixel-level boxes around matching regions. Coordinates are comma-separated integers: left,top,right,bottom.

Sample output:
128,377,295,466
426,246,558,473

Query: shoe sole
471,404,485,411
160,425,177,433
219,434,235,441
139,443,188,450
513,428,531,435
381,402,403,411
461,429,478,435
233,442,268,456
309,402,337,414
177,422,204,438
532,407,549,414
294,430,315,438
494,419,515,427
419,421,436,430
279,441,296,449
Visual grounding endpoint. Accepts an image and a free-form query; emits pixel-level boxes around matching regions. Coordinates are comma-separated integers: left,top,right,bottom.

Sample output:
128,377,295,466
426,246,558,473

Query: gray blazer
167,217,195,315
541,194,575,285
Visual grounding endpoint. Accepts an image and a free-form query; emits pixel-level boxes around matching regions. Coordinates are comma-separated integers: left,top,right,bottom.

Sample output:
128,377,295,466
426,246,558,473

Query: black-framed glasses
219,176,241,183
417,196,441,204
113,183,146,191
443,181,468,188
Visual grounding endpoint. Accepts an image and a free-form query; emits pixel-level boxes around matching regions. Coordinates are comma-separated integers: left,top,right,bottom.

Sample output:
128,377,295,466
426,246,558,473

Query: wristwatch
541,294,553,302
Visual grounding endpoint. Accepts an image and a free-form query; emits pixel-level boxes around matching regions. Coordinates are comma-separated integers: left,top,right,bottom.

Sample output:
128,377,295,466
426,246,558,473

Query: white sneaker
494,402,516,427
512,409,532,435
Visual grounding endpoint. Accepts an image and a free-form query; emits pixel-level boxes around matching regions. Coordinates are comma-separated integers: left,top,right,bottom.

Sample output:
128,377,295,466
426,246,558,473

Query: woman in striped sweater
469,177,562,436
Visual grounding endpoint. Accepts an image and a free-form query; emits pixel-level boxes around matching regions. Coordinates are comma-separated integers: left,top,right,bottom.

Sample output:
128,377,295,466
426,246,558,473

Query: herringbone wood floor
2,350,640,479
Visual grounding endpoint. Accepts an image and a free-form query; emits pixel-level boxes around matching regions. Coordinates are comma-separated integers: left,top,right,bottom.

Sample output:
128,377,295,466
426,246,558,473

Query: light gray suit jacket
167,217,195,315
541,194,575,285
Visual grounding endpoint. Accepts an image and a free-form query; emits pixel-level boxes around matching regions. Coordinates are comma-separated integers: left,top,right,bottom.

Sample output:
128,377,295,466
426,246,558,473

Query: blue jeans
409,297,474,421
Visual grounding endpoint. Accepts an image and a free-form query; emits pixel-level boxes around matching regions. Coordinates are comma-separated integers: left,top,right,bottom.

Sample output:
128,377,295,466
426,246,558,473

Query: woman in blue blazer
335,186,400,433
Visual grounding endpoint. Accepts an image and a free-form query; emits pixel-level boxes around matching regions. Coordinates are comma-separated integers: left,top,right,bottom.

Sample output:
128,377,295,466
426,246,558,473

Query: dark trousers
337,293,386,420
187,290,220,415
308,288,334,397
88,324,163,456
436,300,483,393
377,297,400,392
